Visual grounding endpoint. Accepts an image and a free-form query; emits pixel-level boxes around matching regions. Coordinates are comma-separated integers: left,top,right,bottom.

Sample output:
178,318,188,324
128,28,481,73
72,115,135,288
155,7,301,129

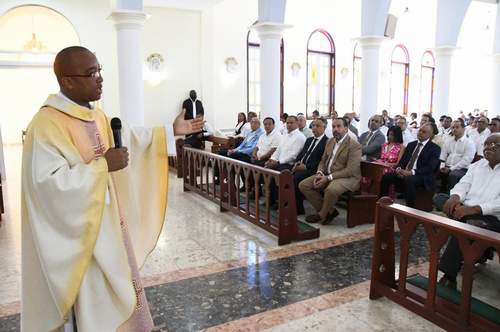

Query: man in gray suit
299,118,362,225
358,115,386,161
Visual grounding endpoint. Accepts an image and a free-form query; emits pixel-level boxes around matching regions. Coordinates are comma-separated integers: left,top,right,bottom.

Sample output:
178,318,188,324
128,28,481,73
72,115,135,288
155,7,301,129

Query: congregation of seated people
202,109,500,293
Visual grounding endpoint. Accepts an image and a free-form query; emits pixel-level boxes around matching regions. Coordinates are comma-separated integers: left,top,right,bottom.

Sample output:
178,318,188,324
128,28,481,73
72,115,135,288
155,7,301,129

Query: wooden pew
341,161,385,228
370,197,500,331
182,147,319,245
175,136,235,178
208,136,236,154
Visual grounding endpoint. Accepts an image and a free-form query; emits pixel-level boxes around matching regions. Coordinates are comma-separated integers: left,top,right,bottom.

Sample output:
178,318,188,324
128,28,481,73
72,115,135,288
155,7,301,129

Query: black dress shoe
305,214,322,223
321,209,339,225
438,275,457,290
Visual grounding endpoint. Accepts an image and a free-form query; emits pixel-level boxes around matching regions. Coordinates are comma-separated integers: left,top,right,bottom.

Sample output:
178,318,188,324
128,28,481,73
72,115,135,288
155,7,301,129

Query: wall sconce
144,53,166,86
340,67,349,78
224,57,239,73
291,62,301,76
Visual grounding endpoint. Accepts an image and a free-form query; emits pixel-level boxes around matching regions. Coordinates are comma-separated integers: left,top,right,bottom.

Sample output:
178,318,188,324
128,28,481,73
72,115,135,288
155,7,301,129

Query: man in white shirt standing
436,133,500,289
438,120,476,193
467,116,491,157
397,116,416,146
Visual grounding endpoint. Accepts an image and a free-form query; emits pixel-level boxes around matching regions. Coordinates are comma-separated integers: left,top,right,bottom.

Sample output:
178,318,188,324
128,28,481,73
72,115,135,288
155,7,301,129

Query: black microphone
110,117,122,148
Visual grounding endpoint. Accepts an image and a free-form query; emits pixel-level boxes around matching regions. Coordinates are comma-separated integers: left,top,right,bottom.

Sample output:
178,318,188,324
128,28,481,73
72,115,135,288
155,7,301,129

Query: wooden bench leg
415,189,434,212
346,195,377,228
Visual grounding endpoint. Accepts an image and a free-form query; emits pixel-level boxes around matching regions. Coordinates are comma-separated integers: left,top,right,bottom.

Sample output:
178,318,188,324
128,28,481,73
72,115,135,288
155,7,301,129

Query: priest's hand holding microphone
104,117,129,172
104,111,204,172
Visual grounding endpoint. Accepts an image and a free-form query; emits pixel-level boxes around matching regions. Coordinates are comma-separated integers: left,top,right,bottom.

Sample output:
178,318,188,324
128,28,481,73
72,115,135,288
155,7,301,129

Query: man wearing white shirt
251,117,281,166
182,90,204,120
297,114,313,138
397,117,416,146
436,133,500,289
438,116,452,136
265,116,306,168
467,116,491,157
438,120,476,193
264,116,306,207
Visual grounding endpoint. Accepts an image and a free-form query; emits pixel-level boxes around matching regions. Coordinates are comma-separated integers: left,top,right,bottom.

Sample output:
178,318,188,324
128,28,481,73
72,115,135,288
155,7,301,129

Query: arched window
246,26,284,117
389,44,410,115
420,50,435,113
306,29,335,119
0,5,80,144
352,42,362,114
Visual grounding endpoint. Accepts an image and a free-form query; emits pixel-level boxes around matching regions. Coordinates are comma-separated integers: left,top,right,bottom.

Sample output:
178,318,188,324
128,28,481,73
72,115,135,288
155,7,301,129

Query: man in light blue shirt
214,117,264,187
227,117,264,161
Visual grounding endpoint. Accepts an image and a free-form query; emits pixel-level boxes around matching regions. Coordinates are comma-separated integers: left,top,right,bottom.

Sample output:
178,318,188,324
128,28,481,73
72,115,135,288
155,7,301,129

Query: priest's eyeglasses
64,65,103,78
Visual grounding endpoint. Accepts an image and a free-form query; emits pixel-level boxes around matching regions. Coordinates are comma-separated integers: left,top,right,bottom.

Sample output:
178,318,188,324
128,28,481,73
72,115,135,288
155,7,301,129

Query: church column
492,54,500,117
253,22,290,124
491,4,500,117
433,46,456,119
108,10,147,126
358,36,386,133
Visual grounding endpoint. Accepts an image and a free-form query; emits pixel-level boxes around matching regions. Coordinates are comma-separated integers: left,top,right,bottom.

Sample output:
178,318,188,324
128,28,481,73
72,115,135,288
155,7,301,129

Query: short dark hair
263,117,275,124
319,116,328,125
422,114,436,123
445,116,452,122
428,123,439,135
387,126,403,144
410,112,418,118
312,110,320,116
287,115,298,122
456,118,465,127
282,113,289,120
439,115,447,121
333,117,348,128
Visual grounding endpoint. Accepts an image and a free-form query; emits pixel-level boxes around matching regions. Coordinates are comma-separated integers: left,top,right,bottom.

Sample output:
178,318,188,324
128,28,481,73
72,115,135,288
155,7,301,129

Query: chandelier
23,16,47,53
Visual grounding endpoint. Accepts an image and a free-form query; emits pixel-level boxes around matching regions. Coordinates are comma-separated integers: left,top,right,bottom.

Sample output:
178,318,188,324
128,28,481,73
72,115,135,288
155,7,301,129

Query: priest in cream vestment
21,46,203,332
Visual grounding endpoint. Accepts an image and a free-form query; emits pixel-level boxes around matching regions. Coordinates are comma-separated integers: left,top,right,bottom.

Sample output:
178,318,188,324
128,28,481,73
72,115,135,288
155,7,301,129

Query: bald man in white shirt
436,133,500,289
438,120,476,193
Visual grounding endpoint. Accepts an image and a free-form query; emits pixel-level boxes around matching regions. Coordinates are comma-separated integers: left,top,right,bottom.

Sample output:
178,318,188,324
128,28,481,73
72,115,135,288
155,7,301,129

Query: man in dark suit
292,119,329,215
271,119,328,209
182,90,204,119
358,115,386,161
182,90,205,148
380,123,441,208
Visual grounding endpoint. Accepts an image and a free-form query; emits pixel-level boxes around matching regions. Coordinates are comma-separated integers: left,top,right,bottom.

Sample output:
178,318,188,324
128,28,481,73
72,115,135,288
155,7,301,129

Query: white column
253,22,290,124
358,36,386,133
433,46,456,119
108,10,147,126
492,54,500,117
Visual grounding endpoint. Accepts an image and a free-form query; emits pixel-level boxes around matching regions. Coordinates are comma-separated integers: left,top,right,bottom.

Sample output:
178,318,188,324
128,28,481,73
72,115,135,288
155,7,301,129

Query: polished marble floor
0,145,499,331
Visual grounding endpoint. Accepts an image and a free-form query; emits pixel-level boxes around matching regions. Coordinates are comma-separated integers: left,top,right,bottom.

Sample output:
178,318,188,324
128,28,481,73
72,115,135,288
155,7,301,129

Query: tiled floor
0,145,499,331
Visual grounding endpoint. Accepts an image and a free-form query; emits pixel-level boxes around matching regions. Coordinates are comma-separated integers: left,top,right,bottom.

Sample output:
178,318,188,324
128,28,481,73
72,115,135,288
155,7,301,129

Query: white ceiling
144,0,225,11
